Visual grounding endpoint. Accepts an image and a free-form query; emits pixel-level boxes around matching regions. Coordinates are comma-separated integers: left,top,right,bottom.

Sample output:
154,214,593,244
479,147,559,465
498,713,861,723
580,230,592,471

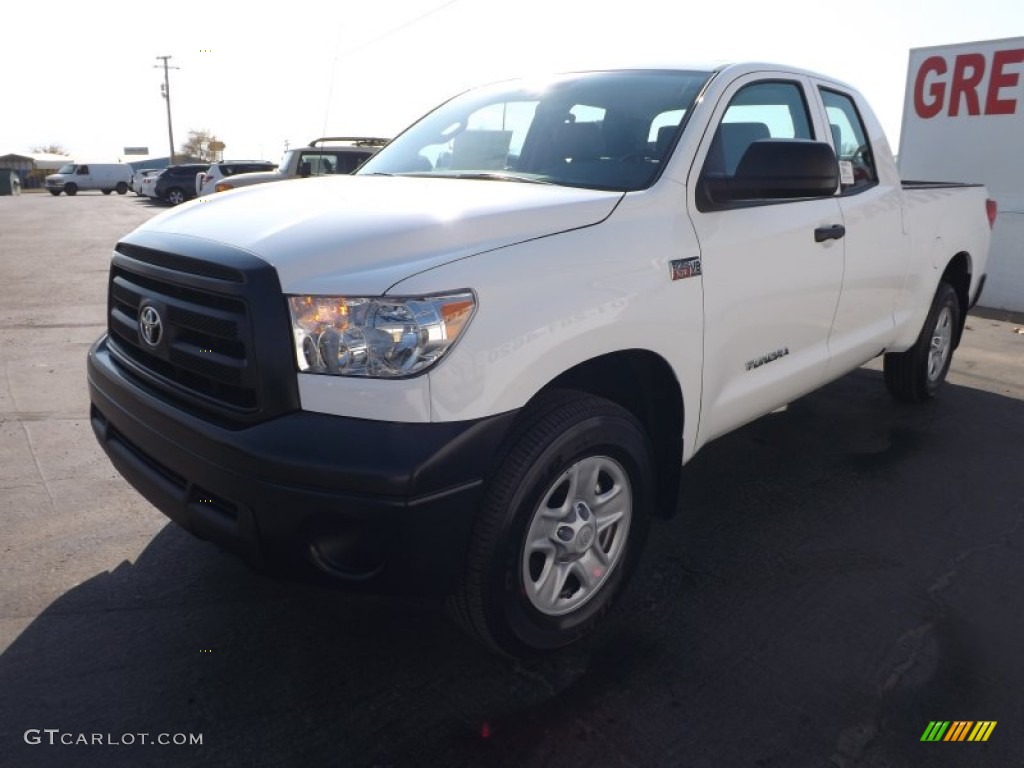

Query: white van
45,163,133,196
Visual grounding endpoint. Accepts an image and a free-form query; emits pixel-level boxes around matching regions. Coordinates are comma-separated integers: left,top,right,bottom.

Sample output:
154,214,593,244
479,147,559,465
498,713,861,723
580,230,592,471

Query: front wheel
48,189,61,196
448,391,655,656
102,189,112,195
166,187,185,205
115,182,128,195
884,281,960,402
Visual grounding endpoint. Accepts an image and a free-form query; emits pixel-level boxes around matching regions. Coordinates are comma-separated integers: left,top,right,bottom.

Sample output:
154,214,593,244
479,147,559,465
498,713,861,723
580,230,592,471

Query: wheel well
941,252,970,347
538,350,683,518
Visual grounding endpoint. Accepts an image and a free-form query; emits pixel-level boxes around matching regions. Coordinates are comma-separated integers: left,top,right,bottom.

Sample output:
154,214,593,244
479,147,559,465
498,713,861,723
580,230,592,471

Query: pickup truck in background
210,136,388,193
88,63,994,656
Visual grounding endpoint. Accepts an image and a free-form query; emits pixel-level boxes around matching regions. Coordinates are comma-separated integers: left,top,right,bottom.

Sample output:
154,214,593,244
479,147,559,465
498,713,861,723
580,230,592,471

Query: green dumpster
0,169,20,196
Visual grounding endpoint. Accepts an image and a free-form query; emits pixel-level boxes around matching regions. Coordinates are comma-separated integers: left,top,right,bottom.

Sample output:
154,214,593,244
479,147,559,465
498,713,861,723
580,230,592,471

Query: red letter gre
950,53,986,116
914,56,947,118
985,48,1024,115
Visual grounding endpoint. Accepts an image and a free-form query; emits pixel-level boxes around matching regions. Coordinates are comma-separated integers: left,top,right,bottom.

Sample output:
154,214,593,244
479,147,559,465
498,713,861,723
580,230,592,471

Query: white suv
195,160,277,197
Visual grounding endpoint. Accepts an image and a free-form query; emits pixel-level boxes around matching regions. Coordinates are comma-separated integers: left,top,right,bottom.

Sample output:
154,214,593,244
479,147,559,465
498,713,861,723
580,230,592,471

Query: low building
0,152,73,189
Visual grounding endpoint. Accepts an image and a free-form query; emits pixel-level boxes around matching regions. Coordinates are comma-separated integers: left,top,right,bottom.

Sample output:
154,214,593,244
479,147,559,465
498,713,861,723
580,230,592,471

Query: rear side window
224,163,274,175
334,152,371,174
299,152,344,176
820,88,877,193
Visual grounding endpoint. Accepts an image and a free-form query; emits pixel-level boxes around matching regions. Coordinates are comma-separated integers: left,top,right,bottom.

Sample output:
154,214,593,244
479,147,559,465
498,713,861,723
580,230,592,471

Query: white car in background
195,160,277,197
131,169,161,195
138,172,160,199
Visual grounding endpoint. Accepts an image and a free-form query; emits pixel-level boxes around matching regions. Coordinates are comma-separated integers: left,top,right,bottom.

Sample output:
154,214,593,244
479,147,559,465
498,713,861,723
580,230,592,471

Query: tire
884,281,960,402
115,182,128,195
48,189,61,196
448,390,655,656
102,189,112,195
166,187,185,205
64,183,77,196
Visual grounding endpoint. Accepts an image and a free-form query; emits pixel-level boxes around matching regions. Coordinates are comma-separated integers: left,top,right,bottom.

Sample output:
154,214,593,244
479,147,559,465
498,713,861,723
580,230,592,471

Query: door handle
814,224,846,243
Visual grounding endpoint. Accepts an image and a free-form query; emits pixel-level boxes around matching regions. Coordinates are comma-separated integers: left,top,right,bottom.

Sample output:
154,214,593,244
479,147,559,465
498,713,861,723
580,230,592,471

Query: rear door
812,83,909,373
687,74,845,443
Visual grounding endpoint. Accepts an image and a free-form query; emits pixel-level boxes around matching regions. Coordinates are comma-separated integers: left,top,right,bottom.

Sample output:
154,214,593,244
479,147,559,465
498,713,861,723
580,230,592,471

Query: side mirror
704,139,838,204
299,161,312,178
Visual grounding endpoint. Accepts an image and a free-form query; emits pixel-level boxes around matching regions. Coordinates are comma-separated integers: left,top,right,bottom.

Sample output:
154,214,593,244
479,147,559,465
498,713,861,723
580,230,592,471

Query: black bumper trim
88,334,518,594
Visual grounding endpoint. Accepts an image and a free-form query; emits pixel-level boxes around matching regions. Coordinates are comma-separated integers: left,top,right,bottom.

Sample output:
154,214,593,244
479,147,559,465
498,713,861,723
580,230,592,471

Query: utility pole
154,56,179,163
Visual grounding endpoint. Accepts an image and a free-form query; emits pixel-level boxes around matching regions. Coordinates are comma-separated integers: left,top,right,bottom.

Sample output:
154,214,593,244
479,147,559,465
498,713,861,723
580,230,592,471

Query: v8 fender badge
669,257,702,281
746,347,790,371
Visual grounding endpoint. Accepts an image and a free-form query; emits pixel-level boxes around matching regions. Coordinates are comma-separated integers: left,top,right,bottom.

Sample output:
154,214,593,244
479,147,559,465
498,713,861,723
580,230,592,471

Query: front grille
106,236,299,425
109,265,257,410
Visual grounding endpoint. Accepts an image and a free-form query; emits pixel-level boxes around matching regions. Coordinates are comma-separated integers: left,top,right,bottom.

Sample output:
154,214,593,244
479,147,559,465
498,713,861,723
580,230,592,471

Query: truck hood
135,175,622,295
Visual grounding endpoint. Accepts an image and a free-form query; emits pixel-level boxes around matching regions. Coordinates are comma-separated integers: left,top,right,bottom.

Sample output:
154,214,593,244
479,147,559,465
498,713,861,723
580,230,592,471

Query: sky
2,0,1022,164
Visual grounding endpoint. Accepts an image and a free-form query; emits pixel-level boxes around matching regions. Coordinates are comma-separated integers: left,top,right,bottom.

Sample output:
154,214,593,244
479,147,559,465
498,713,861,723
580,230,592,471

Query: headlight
214,182,233,192
287,292,476,378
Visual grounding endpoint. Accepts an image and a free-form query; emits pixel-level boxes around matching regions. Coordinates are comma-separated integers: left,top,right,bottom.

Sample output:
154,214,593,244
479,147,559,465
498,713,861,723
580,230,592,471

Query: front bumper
88,334,517,595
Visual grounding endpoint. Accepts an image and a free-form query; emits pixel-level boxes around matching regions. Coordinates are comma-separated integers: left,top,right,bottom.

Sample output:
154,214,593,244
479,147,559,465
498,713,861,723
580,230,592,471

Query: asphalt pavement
1,191,1022,768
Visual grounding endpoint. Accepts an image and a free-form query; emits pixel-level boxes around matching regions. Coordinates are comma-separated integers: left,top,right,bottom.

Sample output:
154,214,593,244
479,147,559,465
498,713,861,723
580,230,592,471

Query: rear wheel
115,182,128,195
102,189,112,195
48,189,61,196
64,183,77,196
166,187,186,205
448,391,655,656
884,281,960,402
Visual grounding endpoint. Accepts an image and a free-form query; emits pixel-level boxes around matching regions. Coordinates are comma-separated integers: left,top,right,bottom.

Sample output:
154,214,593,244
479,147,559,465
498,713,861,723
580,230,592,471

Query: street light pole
155,55,179,163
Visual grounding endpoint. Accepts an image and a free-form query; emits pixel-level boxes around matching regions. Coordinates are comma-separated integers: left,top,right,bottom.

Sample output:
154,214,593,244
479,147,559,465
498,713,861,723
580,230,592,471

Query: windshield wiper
427,172,554,185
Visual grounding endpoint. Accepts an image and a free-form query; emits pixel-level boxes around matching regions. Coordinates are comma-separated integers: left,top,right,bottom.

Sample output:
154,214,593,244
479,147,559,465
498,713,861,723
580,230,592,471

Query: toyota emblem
139,305,163,347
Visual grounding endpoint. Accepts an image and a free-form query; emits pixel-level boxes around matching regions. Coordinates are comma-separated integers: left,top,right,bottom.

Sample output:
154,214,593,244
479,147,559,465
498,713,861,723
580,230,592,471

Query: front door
688,75,845,444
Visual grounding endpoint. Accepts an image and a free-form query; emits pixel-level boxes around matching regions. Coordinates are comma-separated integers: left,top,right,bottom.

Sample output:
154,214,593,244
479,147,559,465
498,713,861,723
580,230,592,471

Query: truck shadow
2,369,1022,767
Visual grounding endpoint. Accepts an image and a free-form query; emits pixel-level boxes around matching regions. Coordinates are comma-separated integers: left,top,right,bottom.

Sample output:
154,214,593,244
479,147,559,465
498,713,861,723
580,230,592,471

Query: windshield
56,164,76,174
358,70,711,192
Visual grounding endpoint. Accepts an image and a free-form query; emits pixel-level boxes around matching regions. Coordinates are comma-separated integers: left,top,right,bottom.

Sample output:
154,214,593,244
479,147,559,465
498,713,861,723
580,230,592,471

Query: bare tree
31,144,69,155
179,130,221,163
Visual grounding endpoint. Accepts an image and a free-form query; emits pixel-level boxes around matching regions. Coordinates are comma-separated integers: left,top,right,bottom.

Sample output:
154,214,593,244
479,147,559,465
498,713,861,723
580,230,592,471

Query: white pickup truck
88,63,994,655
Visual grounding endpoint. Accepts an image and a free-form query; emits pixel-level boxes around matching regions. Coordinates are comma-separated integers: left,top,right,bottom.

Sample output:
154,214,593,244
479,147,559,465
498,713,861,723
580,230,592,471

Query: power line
337,0,460,59
321,0,460,136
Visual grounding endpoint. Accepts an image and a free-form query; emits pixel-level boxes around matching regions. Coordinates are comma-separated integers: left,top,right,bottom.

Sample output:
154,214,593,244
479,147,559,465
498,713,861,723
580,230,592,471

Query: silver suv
195,160,277,196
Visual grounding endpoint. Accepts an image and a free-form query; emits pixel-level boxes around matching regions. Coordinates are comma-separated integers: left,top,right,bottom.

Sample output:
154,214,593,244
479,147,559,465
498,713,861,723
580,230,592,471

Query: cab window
697,80,815,209
706,81,813,174
820,88,877,193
